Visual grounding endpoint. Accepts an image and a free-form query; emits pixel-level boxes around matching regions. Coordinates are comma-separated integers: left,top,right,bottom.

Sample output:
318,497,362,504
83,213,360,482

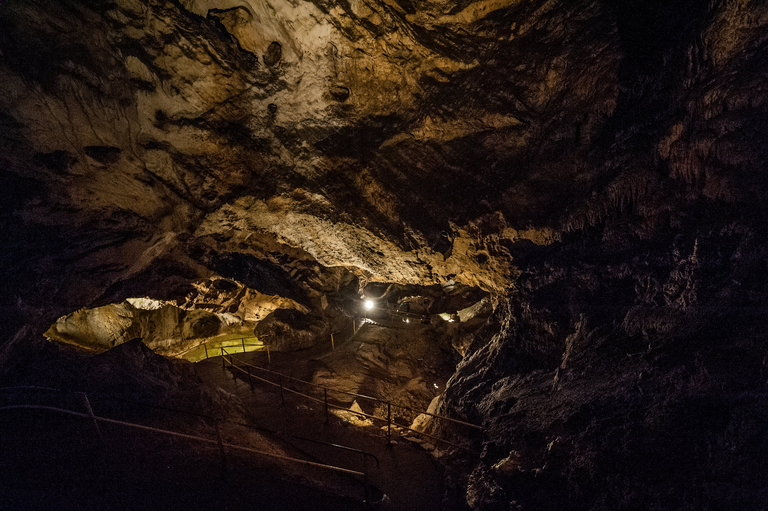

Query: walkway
195,344,447,511
0,402,368,511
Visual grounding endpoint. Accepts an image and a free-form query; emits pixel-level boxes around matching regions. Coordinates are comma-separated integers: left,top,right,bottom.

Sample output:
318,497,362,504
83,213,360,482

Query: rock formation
2,0,768,508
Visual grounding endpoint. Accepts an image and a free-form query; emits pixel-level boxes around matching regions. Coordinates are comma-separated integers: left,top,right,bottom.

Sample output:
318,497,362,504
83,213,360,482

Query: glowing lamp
364,299,374,311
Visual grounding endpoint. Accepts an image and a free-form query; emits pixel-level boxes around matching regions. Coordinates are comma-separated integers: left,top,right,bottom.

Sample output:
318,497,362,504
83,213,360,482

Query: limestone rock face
444,221,768,509
1,336,246,421
3,0,768,509
179,277,308,322
255,308,325,351
0,0,615,337
43,297,256,356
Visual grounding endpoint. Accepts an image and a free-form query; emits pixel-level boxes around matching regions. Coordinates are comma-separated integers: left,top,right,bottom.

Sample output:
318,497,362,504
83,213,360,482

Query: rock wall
432,1,768,507
43,297,254,356
444,220,768,509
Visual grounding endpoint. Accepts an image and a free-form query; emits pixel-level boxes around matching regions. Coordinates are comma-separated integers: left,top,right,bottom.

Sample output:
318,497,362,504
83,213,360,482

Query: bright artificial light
364,299,374,311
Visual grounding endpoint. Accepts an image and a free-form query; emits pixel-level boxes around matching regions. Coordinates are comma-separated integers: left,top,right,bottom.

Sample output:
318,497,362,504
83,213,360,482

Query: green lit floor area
173,334,267,363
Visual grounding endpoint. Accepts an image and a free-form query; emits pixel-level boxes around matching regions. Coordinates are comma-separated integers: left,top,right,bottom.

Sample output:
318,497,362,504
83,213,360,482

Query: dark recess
264,41,282,67
85,145,121,164
34,151,77,172
211,252,309,306
608,0,711,69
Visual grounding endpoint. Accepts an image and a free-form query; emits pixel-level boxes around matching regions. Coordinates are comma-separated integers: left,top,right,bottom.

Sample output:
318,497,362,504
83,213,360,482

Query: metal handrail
290,435,380,470
0,404,364,477
81,386,381,465
226,351,381,403
227,361,384,422
1,385,103,438
0,386,380,486
385,402,483,430
223,350,482,430
168,336,266,359
222,350,481,452
71,389,380,472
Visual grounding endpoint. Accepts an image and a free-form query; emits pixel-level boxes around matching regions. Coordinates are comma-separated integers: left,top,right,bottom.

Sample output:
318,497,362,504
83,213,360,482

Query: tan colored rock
43,298,256,357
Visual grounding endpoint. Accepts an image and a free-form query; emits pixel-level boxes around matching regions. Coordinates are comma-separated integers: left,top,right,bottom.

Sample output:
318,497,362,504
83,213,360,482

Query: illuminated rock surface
2,0,768,509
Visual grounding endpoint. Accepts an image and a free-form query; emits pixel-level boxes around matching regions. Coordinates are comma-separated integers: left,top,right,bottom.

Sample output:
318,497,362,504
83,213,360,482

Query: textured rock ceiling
0,0,744,322
0,0,585,329
3,0,768,509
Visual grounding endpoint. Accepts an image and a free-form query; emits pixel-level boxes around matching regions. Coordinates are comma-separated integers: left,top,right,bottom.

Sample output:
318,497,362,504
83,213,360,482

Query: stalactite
561,169,656,233
670,147,705,185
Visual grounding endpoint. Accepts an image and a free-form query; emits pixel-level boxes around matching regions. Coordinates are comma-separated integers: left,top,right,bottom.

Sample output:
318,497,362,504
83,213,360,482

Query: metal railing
220,349,481,453
169,336,271,363
0,386,377,503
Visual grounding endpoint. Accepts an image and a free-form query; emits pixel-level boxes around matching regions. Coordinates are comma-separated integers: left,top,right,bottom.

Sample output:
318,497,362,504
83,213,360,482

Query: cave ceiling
0,0,767,334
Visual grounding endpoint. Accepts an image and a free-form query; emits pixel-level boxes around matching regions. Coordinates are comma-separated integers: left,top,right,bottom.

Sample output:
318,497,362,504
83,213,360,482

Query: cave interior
2,0,768,509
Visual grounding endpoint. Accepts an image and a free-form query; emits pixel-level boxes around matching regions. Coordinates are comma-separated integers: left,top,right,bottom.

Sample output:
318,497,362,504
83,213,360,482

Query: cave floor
194,324,451,511
0,317,457,510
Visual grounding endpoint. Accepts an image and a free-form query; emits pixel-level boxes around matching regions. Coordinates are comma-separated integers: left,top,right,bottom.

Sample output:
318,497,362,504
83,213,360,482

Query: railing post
324,388,329,424
204,342,208,360
82,392,103,443
242,338,246,353
221,347,225,369
266,345,271,365
330,333,335,351
247,367,253,390
387,402,391,444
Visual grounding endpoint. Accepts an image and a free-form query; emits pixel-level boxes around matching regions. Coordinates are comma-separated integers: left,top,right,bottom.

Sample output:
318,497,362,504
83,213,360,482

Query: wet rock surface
256,307,326,351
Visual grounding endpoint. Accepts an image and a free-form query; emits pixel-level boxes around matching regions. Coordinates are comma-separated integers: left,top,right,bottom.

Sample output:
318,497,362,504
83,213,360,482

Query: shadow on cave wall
211,252,310,307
